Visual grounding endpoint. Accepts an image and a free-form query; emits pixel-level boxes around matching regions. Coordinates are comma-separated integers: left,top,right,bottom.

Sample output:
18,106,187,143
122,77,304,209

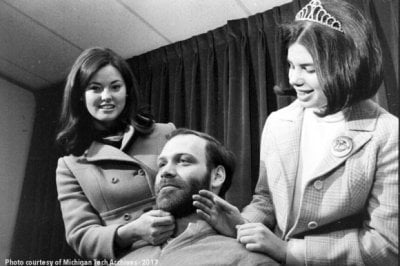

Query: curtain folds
128,0,398,208
129,18,278,208
11,0,397,259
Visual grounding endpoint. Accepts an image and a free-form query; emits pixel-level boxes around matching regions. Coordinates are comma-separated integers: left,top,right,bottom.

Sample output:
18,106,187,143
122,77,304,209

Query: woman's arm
241,160,276,228
56,157,120,259
56,158,174,259
193,190,245,237
241,115,276,228
238,114,399,265
193,116,277,235
115,209,174,248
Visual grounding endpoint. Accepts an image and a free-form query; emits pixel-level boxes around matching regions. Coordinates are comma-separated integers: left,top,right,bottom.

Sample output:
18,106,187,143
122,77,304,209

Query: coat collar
275,99,379,131
82,125,140,164
274,101,379,177
308,100,378,179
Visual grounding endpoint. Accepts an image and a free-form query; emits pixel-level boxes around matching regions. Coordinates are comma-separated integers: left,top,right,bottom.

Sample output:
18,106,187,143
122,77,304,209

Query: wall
0,77,35,262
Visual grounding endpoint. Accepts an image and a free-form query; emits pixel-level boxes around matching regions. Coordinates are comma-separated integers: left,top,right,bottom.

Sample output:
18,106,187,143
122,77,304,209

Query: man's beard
155,171,210,218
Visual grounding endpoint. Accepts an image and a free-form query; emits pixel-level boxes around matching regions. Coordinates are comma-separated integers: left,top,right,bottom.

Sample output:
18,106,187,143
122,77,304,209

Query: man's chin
156,197,172,211
156,195,196,218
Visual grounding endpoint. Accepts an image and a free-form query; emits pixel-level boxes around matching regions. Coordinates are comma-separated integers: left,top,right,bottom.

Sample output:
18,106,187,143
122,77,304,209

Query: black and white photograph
1,0,398,265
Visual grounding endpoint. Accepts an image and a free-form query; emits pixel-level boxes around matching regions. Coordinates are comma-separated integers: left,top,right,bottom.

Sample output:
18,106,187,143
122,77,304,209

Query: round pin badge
331,136,353,157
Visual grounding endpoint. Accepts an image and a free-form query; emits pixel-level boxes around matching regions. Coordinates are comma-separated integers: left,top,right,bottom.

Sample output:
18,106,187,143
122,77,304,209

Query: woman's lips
99,104,115,109
296,89,314,101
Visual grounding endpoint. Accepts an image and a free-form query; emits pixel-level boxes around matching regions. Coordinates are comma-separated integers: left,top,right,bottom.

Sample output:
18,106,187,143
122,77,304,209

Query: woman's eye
304,66,316,73
111,84,121,91
306,68,315,73
87,85,102,92
158,162,166,168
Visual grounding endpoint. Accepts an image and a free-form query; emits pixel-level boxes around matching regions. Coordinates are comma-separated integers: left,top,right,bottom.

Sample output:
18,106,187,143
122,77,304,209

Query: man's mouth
161,184,178,190
158,183,181,193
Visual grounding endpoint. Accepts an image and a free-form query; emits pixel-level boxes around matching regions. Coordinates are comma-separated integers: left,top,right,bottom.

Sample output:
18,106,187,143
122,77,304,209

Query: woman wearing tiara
193,0,398,264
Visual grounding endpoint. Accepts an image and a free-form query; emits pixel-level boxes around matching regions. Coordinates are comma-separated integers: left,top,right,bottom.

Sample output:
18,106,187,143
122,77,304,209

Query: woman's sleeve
241,116,276,228
168,122,176,131
298,116,399,265
56,157,120,259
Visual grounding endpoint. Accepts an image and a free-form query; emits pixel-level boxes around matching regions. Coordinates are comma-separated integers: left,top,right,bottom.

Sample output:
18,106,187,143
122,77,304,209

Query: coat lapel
307,100,378,181
83,125,142,165
121,124,135,151
84,142,133,162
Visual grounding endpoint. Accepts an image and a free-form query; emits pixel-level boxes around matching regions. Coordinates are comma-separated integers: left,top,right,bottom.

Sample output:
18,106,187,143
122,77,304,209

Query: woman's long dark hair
56,47,154,155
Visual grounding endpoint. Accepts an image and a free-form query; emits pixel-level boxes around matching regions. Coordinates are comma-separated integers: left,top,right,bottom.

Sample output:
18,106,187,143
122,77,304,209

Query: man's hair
167,128,236,198
278,0,382,116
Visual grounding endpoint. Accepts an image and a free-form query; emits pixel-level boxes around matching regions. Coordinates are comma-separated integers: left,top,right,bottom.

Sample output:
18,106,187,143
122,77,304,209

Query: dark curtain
11,0,398,260
127,0,398,208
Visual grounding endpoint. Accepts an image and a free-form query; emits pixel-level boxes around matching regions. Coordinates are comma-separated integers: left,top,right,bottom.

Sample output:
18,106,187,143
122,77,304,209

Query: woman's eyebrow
287,59,314,66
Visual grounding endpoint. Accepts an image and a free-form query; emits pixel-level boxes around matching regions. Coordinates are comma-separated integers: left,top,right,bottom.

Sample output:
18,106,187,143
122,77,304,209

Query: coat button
123,213,131,221
111,177,119,184
313,180,323,190
138,169,145,176
308,221,318,229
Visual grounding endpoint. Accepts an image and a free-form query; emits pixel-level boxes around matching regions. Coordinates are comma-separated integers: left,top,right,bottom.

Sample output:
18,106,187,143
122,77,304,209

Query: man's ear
210,165,226,194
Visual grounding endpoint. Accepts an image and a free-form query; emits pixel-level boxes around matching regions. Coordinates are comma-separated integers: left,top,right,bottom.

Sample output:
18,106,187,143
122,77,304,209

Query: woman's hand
192,189,245,237
236,223,287,263
116,210,175,248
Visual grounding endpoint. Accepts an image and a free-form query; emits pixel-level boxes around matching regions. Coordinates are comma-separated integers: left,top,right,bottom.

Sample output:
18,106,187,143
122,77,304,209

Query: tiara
295,0,344,33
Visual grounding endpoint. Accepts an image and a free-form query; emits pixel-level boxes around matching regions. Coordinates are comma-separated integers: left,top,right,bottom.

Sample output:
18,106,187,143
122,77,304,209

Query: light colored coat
56,123,175,259
242,100,398,265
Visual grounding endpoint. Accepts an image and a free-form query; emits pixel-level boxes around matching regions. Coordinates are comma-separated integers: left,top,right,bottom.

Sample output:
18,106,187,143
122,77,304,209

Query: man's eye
158,162,166,168
179,158,190,165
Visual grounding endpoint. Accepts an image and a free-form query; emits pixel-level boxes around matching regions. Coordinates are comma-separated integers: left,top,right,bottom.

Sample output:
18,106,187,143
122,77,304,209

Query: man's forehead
160,134,207,157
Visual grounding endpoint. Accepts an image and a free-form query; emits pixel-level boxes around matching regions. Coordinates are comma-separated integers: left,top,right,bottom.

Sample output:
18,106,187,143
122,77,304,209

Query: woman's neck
92,120,117,131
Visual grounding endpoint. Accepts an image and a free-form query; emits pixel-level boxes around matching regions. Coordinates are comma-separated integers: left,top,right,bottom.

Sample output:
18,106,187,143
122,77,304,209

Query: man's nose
160,162,176,179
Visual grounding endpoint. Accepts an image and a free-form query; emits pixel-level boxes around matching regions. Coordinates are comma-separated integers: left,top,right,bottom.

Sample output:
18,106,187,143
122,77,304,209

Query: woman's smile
84,64,127,128
287,43,327,109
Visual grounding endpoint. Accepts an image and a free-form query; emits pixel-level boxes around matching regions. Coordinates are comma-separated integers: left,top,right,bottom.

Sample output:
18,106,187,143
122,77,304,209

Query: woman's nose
289,69,304,87
101,88,112,101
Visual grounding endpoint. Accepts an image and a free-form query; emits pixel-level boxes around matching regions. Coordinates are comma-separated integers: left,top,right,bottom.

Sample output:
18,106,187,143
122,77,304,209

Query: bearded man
118,128,277,266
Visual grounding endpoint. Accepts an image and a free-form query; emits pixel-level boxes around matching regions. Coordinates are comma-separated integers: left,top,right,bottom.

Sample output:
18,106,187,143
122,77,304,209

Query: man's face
155,134,210,218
